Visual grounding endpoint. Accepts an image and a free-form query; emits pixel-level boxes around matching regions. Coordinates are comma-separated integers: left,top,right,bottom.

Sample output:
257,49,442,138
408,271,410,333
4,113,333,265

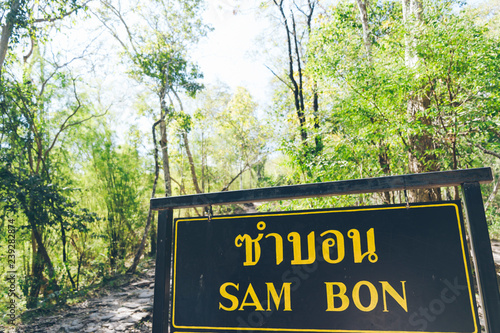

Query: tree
0,0,87,74
186,85,272,196
401,0,441,201
356,0,372,59
0,44,103,306
190,83,232,192
127,119,161,273
95,0,209,272
263,0,323,161
307,0,500,203
218,87,270,190
83,124,148,269
353,0,392,203
96,0,208,197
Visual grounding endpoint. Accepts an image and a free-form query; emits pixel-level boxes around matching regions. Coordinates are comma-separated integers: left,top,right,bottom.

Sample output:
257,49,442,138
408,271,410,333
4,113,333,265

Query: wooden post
462,182,500,333
152,209,173,333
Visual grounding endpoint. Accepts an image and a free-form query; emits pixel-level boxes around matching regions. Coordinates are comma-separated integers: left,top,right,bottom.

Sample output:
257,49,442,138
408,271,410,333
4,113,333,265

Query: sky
192,0,274,105
33,0,276,145
90,0,275,136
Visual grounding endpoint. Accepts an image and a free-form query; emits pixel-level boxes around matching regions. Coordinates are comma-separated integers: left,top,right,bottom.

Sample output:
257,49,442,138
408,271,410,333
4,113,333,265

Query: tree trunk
312,81,323,154
274,0,308,148
378,141,392,204
31,221,58,284
0,0,21,75
27,232,43,309
406,88,441,202
356,0,372,59
60,221,76,289
402,0,422,67
355,0,392,202
149,218,157,257
27,249,44,308
127,120,161,274
159,114,172,197
27,220,60,308
305,1,322,155
182,131,202,194
402,0,440,202
127,207,155,274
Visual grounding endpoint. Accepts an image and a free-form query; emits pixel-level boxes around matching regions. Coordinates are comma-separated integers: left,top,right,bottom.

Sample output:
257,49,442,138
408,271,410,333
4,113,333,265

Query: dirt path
13,266,155,333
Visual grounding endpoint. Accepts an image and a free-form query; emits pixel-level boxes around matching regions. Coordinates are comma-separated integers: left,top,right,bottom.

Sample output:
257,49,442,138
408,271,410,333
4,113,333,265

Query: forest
1,0,500,321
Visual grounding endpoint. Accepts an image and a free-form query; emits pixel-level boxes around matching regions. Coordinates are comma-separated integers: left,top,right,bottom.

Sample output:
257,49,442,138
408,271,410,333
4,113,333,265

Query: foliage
0,0,85,40
169,85,272,204
81,124,149,268
301,0,500,184
0,0,88,73
0,73,100,309
260,0,325,175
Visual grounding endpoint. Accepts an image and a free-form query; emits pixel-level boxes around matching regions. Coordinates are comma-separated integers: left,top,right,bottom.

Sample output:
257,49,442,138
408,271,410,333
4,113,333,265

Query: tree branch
475,144,500,160
23,37,35,63
39,54,87,97
264,64,292,90
33,1,90,23
44,81,108,163
99,0,139,55
221,163,251,192
92,9,130,55
291,11,305,113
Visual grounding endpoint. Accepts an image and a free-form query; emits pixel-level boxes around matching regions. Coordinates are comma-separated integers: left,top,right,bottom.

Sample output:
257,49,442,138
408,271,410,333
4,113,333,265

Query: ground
9,262,156,333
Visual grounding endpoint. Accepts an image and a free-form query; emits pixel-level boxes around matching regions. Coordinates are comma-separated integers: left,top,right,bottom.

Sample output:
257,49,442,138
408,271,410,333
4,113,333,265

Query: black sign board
172,201,478,333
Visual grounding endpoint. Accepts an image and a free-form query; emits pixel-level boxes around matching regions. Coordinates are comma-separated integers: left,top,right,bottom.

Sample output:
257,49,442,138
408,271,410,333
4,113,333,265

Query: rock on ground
13,267,155,333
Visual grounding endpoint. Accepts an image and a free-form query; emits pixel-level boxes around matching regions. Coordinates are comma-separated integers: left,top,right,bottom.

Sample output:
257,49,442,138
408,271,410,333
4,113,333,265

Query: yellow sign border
171,203,478,333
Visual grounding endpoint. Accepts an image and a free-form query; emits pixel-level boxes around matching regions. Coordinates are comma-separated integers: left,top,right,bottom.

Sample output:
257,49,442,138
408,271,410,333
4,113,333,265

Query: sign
171,201,478,333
